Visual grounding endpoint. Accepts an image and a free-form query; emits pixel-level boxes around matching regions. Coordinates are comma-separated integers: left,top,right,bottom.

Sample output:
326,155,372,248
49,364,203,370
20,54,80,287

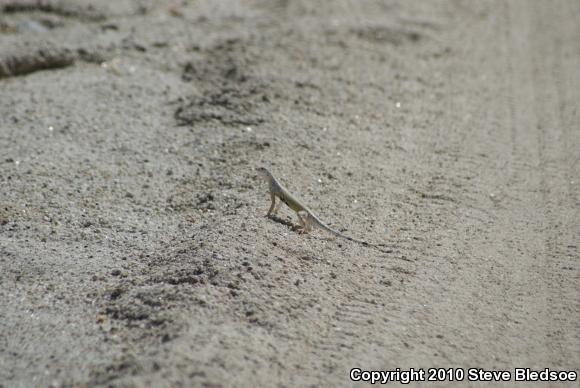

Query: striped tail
306,212,370,246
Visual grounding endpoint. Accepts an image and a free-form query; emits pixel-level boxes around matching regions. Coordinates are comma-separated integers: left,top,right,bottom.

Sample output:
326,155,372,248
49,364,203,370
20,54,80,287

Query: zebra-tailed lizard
257,167,383,249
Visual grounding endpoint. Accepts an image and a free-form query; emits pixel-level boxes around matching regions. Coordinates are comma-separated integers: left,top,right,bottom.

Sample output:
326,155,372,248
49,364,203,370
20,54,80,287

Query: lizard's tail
305,213,407,260
306,212,370,246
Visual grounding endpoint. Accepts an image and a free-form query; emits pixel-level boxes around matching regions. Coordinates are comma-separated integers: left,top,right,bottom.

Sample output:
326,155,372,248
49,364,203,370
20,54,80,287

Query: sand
1,1,578,387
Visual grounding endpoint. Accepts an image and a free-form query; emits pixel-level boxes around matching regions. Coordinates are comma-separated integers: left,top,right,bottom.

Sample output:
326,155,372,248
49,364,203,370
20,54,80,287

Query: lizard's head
256,167,272,181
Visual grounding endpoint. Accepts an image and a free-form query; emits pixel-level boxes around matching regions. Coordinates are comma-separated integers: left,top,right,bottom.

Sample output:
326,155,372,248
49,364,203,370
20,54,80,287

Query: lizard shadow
267,216,413,262
267,214,302,232
267,214,339,243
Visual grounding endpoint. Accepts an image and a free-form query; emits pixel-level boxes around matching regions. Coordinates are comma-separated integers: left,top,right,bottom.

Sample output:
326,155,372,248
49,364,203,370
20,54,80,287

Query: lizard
256,167,381,248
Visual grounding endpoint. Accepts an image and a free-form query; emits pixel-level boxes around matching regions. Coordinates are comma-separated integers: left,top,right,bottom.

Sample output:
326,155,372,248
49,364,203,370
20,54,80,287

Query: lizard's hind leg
296,211,309,233
297,211,313,233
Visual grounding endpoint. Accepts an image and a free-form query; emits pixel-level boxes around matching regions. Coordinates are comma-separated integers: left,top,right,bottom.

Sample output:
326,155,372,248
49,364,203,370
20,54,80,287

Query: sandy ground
1,1,579,387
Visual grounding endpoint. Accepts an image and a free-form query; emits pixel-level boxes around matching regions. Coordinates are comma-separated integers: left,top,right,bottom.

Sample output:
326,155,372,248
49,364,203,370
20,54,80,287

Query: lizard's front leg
267,192,276,216
273,199,283,214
